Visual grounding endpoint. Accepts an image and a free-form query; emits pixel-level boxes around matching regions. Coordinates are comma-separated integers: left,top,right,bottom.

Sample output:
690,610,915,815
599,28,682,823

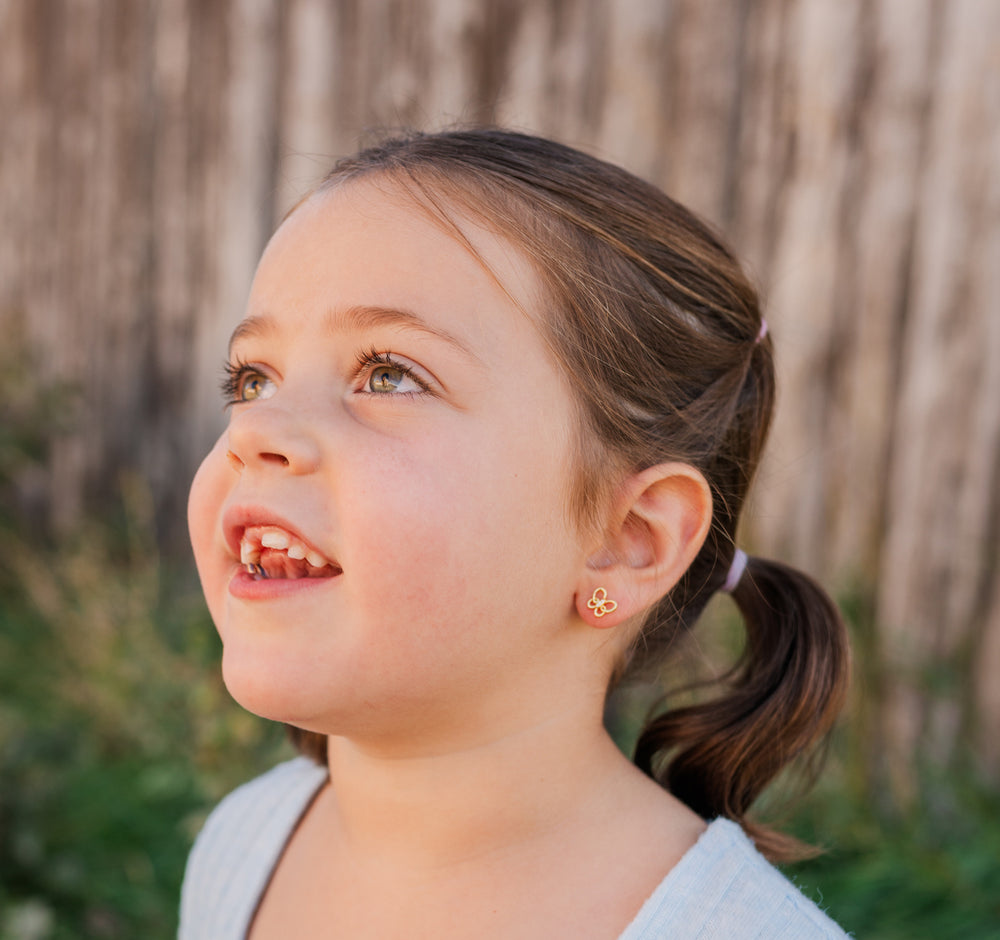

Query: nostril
226,417,318,473
226,447,295,471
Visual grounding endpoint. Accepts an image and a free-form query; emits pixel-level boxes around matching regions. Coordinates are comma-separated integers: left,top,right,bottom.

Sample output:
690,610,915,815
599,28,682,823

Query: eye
356,349,430,396
240,371,275,401
367,363,421,394
221,360,276,405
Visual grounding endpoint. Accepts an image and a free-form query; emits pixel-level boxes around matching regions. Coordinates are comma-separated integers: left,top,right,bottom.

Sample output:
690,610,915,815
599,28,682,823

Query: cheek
344,435,577,620
188,436,232,618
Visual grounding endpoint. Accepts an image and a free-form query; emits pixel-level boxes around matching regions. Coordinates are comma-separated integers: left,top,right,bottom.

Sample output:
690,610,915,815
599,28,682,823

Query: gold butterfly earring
586,587,618,618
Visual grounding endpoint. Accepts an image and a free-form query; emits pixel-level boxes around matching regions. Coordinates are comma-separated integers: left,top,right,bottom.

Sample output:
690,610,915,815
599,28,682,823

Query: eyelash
220,357,262,407
219,349,430,406
353,347,431,395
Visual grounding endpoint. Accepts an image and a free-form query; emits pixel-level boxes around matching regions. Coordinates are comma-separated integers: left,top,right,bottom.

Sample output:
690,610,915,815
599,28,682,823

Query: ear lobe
577,585,624,629
578,463,712,626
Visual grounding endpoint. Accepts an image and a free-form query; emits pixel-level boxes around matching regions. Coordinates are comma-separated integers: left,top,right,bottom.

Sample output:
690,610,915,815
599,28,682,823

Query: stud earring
586,587,618,618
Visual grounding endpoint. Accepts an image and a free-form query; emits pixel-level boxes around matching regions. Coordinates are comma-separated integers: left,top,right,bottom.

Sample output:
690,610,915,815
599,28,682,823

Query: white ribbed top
179,757,849,939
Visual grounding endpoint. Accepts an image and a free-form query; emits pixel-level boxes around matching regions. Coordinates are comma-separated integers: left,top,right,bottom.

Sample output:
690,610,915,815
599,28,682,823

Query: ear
575,463,712,629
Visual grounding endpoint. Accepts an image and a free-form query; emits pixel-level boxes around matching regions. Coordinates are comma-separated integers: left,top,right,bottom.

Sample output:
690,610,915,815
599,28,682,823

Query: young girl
180,128,851,938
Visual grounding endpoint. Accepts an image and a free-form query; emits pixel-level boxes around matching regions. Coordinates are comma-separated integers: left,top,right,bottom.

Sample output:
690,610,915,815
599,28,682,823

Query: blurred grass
787,760,1000,937
0,487,292,939
1,364,998,938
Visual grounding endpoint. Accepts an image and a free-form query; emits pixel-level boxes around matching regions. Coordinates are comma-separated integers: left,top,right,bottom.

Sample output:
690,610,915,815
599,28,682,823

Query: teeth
260,530,290,550
239,525,334,571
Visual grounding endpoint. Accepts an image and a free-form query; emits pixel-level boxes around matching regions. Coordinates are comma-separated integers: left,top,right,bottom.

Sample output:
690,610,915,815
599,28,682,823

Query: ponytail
633,555,850,862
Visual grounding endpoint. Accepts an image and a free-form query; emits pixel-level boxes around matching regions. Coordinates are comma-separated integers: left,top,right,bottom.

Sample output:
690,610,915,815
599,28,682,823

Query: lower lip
228,568,341,600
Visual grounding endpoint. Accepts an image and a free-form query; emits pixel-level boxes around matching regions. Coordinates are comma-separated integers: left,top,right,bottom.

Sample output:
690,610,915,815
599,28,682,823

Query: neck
321,695,628,871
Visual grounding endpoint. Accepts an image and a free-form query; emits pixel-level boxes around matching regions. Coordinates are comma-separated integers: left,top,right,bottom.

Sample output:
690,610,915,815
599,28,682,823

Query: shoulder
620,819,850,940
178,756,328,940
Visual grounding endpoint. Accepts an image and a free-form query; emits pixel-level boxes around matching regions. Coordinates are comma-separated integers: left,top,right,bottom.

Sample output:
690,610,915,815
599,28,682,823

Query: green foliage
787,763,1000,938
0,500,292,939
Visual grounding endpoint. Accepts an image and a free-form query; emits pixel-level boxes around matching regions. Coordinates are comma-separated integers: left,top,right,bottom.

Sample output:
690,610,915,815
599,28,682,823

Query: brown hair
286,128,850,861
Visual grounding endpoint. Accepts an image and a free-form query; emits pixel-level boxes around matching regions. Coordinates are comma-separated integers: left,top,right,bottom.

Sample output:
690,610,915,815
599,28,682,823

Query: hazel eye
222,360,276,405
355,349,430,396
240,371,275,401
368,364,420,394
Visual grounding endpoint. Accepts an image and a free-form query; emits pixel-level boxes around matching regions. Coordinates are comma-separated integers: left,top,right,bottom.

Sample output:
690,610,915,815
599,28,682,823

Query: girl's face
188,181,597,750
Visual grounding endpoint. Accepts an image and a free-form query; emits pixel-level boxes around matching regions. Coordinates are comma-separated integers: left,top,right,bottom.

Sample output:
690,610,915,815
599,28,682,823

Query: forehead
250,179,544,333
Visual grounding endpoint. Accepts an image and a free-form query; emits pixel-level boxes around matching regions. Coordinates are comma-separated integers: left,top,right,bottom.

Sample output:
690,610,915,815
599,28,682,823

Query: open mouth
238,525,342,580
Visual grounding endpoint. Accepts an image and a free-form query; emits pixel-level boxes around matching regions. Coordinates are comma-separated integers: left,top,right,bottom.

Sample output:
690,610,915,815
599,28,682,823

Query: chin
220,645,327,726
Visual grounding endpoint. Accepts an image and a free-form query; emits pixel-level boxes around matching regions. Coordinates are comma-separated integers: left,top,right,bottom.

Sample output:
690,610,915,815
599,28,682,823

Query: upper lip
221,504,336,565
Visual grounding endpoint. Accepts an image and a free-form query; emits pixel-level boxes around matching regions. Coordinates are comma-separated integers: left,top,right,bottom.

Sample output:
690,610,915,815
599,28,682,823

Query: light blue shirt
179,757,849,938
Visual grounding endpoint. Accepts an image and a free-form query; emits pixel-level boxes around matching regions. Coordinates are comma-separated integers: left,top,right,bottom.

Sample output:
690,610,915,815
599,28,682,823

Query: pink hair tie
722,549,748,593
756,319,768,343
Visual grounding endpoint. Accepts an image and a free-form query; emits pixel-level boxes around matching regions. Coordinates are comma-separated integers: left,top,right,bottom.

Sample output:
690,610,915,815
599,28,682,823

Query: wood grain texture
1,0,997,784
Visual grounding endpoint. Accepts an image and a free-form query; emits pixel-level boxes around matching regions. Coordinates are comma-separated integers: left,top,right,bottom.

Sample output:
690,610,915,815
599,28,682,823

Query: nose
225,404,322,475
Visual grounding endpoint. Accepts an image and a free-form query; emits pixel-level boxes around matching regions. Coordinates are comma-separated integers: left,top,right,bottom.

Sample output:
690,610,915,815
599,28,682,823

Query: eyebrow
227,304,480,362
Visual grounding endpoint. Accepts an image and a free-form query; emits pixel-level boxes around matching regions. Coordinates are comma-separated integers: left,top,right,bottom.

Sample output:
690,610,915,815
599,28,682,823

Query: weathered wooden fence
2,0,998,794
